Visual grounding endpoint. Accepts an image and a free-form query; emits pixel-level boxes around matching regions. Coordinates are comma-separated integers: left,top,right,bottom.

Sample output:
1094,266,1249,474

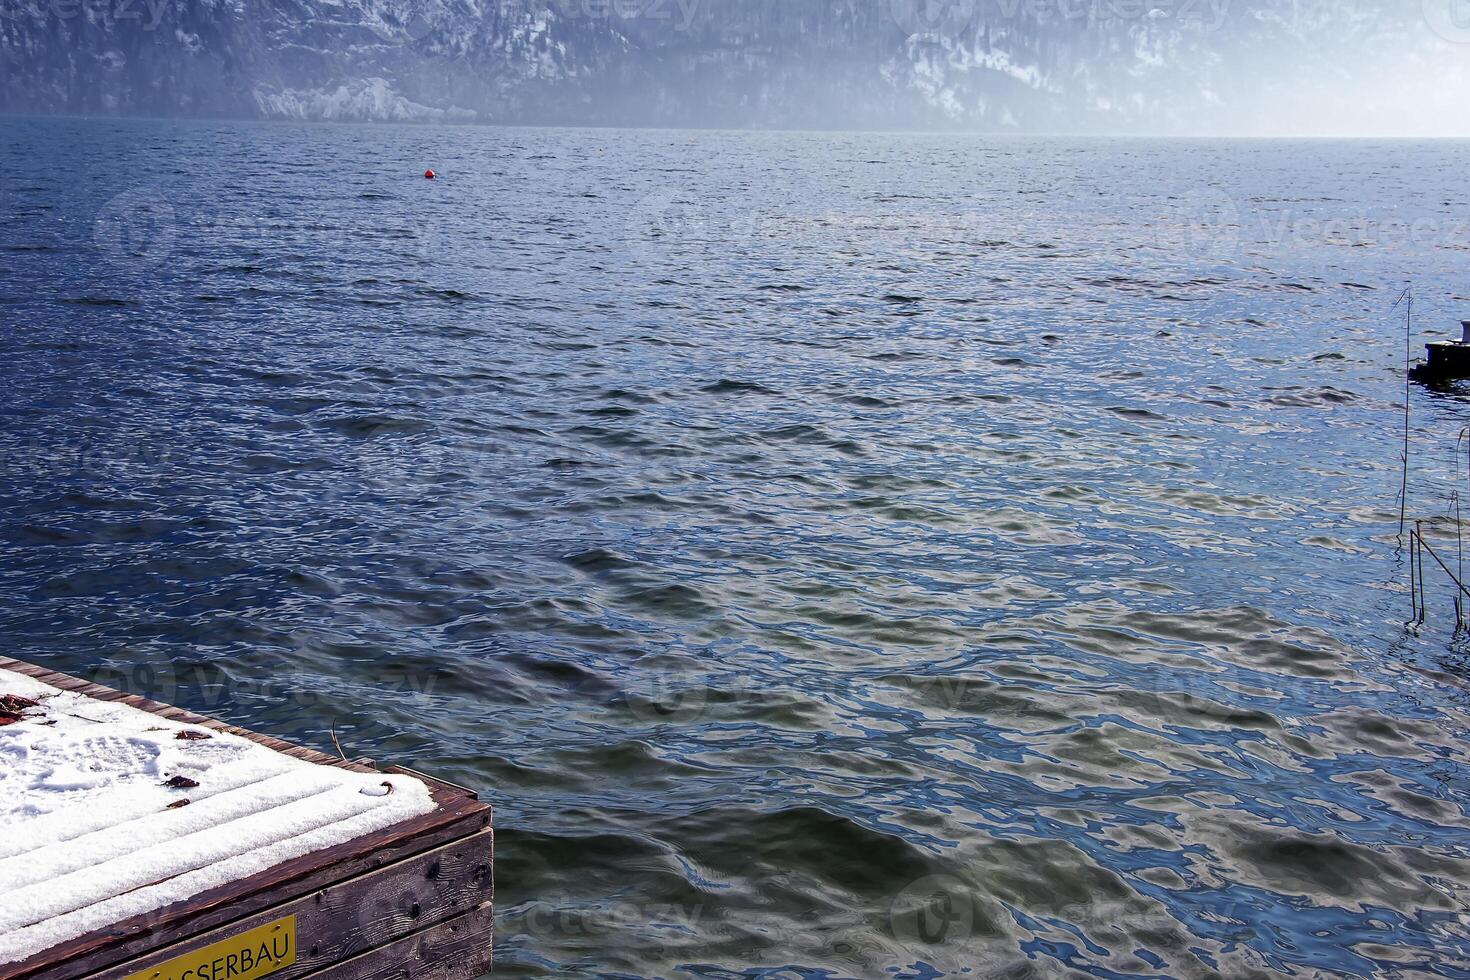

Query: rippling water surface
5,120,1470,978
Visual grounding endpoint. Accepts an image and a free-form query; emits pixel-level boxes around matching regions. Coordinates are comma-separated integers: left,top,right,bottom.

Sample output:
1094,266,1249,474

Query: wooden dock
0,657,492,980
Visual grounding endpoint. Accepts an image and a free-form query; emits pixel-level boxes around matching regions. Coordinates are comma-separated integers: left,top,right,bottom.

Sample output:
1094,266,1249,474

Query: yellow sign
124,915,297,980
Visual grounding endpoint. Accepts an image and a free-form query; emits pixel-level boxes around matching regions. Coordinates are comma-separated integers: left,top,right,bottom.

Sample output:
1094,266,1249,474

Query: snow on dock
0,665,435,966
0,658,492,980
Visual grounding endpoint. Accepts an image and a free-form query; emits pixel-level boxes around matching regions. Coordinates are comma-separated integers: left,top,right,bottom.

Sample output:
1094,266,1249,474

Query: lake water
4,119,1470,978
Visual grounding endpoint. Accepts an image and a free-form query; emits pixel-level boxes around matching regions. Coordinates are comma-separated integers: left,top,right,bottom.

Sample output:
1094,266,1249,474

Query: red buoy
424,169,436,179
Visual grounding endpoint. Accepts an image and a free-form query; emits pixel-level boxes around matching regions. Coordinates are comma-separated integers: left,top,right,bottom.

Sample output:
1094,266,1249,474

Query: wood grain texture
89,831,493,980
296,905,493,980
0,658,491,980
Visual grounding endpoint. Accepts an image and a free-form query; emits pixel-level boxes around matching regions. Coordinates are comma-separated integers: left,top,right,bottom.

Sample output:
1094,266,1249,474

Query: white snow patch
253,78,476,122
966,48,1049,92
0,667,436,966
174,28,202,54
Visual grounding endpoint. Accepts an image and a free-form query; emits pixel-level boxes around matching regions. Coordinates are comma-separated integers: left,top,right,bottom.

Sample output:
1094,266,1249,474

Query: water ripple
3,121,1470,978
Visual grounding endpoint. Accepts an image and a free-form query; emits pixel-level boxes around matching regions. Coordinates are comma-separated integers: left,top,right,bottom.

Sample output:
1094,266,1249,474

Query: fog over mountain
1,0,1467,134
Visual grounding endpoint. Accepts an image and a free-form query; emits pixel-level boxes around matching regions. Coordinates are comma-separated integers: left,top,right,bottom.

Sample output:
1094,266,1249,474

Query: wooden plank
0,658,492,980
11,772,489,980
298,905,492,980
87,831,493,980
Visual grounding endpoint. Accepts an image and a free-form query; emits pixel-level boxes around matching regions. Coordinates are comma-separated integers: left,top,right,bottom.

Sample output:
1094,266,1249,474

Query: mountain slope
0,0,1464,133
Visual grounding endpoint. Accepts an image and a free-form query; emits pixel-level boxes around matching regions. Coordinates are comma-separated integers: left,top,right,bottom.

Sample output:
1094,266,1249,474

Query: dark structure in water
1414,322,1470,380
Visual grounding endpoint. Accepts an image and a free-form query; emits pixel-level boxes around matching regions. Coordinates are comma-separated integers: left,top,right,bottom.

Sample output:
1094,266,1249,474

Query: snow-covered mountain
0,0,1464,133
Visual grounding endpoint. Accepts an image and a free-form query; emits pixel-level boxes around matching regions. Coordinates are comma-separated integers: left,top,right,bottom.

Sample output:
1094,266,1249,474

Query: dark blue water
4,118,1470,978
